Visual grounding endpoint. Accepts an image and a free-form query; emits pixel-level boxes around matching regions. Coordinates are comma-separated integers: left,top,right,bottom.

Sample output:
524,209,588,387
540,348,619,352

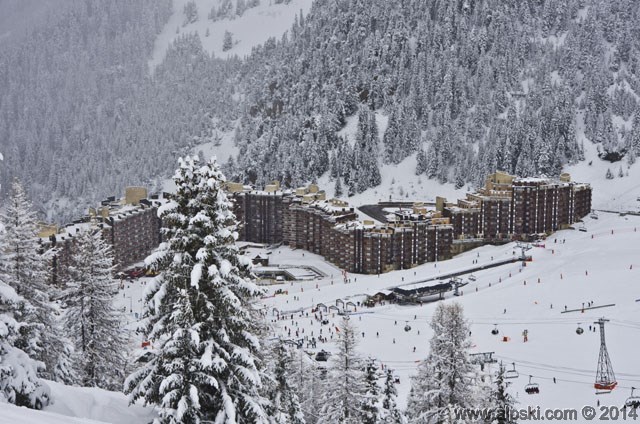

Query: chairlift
525,375,540,394
491,324,499,335
468,274,477,281
579,223,587,232
625,387,640,409
590,212,599,220
505,362,519,379
404,322,412,332
576,325,584,335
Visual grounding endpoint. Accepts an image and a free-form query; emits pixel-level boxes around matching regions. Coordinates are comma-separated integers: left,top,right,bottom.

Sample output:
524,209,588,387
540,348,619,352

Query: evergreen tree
352,108,381,193
334,177,343,198
295,349,324,424
361,357,382,424
380,369,404,423
318,317,366,423
0,275,50,408
223,30,234,52
267,340,306,424
416,148,428,175
406,302,477,423
383,109,402,164
605,168,614,179
62,228,127,390
485,363,517,424
125,156,270,423
0,180,73,383
183,1,199,26
0,180,51,315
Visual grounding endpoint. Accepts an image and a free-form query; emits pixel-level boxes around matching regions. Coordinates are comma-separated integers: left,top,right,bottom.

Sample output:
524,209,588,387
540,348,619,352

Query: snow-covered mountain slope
566,141,640,212
257,210,640,410
150,0,312,68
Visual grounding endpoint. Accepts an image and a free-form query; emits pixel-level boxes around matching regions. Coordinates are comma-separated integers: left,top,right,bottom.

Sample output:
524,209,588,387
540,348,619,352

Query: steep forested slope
230,0,640,194
2,0,640,221
0,0,239,221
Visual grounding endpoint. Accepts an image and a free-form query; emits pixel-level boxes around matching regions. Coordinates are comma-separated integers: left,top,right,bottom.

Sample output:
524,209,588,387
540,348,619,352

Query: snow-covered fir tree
361,357,382,424
62,228,127,390
485,363,517,424
0,180,74,383
348,108,381,195
0,273,50,408
0,180,51,317
380,368,405,423
223,30,234,52
125,156,270,423
415,148,428,176
334,177,343,198
406,302,478,423
295,349,324,424
183,0,199,26
266,339,306,424
317,317,366,423
605,168,614,179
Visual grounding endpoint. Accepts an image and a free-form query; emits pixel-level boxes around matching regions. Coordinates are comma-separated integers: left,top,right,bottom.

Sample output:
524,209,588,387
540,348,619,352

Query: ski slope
258,211,640,412
36,186,640,424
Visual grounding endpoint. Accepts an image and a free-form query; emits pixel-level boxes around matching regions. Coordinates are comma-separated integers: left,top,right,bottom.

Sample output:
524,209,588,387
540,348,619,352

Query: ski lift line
610,322,640,331
610,319,640,328
496,354,640,377
368,311,592,324
495,355,640,380
503,362,640,383
497,363,640,391
521,373,639,391
371,361,640,389
471,320,587,326
367,310,640,327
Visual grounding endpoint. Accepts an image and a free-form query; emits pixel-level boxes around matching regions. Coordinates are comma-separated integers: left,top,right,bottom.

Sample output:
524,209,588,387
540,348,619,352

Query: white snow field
150,0,313,69
3,380,156,424
258,211,640,412
21,212,640,423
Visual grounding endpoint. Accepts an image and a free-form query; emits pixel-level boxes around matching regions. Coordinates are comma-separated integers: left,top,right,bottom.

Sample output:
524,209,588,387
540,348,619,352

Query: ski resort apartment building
439,171,592,240
226,181,454,275
227,171,591,275
40,171,591,280
40,187,165,284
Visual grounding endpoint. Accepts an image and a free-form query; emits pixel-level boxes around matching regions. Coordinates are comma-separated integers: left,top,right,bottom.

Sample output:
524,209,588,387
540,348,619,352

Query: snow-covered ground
259,211,640,411
150,0,313,69
565,140,640,212
30,203,640,423
7,380,156,424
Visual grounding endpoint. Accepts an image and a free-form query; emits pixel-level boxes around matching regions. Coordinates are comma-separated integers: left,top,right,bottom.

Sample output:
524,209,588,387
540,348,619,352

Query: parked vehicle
135,351,156,363
315,350,330,362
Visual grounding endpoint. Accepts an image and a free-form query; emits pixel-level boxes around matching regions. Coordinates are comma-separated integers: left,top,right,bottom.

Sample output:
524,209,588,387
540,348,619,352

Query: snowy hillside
150,0,313,68
566,141,640,212
112,202,640,415
256,210,640,411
